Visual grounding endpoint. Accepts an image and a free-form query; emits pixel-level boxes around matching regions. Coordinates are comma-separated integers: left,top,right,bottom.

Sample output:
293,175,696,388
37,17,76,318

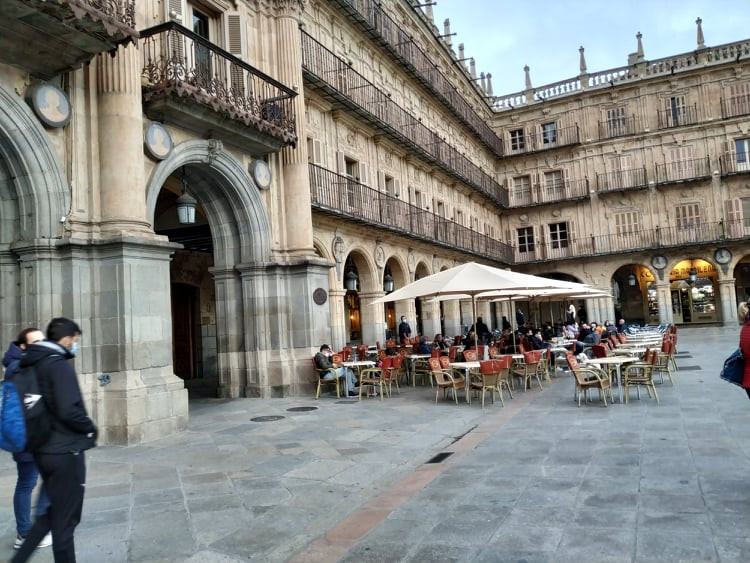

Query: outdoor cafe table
405,354,431,386
449,361,480,403
611,347,647,357
343,360,375,380
583,356,638,404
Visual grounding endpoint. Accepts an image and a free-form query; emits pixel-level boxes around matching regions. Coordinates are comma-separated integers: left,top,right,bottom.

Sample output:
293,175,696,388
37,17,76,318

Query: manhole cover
250,415,285,422
286,406,318,412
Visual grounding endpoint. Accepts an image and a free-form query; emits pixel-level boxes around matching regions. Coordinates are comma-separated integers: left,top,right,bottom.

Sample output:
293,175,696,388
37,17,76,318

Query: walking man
12,318,97,563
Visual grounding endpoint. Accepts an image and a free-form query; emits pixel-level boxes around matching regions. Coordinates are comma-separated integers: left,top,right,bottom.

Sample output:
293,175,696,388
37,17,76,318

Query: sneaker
347,391,359,397
14,536,24,550
38,533,52,548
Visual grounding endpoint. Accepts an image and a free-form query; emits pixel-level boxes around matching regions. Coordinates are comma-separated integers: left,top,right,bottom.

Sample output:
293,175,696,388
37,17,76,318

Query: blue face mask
69,342,78,357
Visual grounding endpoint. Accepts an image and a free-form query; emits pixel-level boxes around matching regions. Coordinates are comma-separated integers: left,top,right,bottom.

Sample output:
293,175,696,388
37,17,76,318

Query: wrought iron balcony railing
596,168,648,193
657,104,700,129
654,157,711,184
331,0,503,157
597,115,642,140
721,93,750,119
301,30,508,208
720,150,750,175
513,219,749,264
509,178,589,207
309,164,514,263
140,22,297,146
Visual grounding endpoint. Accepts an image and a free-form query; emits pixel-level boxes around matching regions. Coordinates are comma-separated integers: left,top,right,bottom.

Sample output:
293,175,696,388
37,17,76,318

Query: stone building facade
0,0,747,444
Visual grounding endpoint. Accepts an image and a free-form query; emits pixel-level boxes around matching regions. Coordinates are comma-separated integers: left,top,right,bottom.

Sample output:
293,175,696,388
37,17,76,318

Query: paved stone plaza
1,326,748,562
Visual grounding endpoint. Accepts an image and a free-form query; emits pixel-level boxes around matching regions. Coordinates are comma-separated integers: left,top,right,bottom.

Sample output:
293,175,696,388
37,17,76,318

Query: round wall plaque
27,83,71,128
313,288,328,305
143,122,173,160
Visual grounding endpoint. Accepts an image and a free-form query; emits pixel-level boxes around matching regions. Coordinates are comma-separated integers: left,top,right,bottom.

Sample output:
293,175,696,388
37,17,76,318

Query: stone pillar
211,266,247,398
96,45,151,235
719,278,738,326
655,281,672,325
420,296,441,339
442,300,461,339
328,288,347,350
360,291,385,345
275,0,315,257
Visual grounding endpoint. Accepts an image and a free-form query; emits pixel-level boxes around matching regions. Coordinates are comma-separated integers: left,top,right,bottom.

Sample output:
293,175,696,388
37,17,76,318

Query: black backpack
11,361,55,452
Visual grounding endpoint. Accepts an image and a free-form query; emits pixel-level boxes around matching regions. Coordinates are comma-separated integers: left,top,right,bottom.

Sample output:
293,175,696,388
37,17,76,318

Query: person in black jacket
12,318,97,563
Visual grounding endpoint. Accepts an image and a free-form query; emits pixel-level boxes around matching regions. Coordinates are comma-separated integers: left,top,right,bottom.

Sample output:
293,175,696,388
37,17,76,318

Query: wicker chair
429,357,466,404
512,350,545,391
623,352,659,404
358,359,386,401
566,352,612,407
471,360,506,409
312,357,341,399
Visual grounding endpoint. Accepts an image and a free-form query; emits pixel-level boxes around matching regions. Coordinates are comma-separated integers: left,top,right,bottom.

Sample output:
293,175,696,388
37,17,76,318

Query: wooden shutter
336,151,346,175
393,179,401,198
725,198,744,237
224,12,247,97
562,168,570,197
165,0,186,61
377,171,386,192
166,0,185,22
358,162,368,186
566,220,576,254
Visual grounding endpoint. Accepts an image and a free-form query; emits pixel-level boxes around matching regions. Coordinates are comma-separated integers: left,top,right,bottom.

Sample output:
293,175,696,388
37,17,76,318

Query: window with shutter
541,122,557,146
509,129,525,152
615,211,639,251
725,198,750,237
517,226,535,253
664,95,686,127
675,203,700,230
543,170,563,200
735,138,750,171
513,175,531,205
549,222,569,250
165,0,187,62
668,146,694,181
606,106,627,137
727,82,750,117
224,12,247,98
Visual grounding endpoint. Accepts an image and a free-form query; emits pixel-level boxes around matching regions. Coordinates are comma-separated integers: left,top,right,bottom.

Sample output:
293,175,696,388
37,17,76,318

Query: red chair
429,357,466,404
471,360,505,409
512,350,544,391
592,344,609,359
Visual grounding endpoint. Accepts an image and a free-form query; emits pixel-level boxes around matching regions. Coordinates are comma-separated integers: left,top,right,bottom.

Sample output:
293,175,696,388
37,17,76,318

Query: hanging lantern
383,272,394,293
345,270,358,291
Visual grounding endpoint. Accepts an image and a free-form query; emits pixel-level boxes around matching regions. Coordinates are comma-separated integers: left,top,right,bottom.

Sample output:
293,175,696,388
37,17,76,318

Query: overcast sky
429,0,750,95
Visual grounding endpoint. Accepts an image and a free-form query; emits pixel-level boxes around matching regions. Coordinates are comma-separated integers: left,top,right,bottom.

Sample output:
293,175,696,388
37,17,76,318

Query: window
513,175,531,204
744,197,750,227
548,222,569,249
663,95,687,127
606,107,627,137
541,122,557,145
517,227,534,253
725,82,750,117
510,129,525,151
615,211,639,235
667,146,694,181
735,138,750,170
675,203,700,230
543,170,564,198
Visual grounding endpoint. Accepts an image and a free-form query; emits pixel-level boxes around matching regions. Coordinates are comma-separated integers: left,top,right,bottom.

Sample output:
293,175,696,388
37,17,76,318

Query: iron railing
720,150,750,175
308,164,514,263
721,93,750,119
509,178,589,207
654,157,711,184
331,0,503,157
514,219,750,264
301,30,508,208
140,22,297,146
597,115,641,140
657,104,700,129
596,168,648,193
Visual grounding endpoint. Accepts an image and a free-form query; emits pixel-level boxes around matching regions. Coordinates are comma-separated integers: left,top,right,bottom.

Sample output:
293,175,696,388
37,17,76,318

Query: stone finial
636,32,644,60
480,72,486,92
425,3,434,23
443,18,452,47
470,58,476,79
696,17,705,49
486,73,493,96
524,65,532,90
579,46,587,73
458,43,466,69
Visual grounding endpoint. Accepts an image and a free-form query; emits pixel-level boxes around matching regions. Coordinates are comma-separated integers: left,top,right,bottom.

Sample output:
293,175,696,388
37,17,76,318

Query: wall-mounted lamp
176,166,197,224
345,269,359,291
383,272,394,293
627,272,637,287
688,267,697,283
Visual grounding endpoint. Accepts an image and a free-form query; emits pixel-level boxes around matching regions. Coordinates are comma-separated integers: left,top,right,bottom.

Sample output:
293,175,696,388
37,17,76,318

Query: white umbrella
371,262,578,350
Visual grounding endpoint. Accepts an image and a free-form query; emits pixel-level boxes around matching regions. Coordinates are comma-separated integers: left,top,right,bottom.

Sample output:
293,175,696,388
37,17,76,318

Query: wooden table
584,356,637,403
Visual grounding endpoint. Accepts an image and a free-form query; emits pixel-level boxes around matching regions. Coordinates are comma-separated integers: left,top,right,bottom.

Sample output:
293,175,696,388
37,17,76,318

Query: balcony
0,0,138,79
301,31,508,208
654,158,711,185
720,150,750,175
721,93,750,119
509,178,589,207
309,164,514,264
140,22,297,154
505,124,580,156
657,105,700,129
596,168,648,194
514,219,748,264
597,116,642,140
331,0,504,157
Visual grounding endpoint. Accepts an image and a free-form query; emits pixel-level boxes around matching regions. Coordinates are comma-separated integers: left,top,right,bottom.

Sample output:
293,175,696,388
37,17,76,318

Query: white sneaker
14,535,24,549
38,533,52,548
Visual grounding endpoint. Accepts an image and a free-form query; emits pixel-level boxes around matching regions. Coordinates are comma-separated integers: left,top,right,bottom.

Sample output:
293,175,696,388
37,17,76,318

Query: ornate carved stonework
374,243,385,268
407,249,415,273
268,0,308,17
332,236,345,263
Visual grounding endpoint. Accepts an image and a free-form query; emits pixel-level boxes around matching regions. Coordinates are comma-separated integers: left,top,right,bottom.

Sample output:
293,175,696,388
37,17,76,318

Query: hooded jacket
19,341,97,454
2,341,23,377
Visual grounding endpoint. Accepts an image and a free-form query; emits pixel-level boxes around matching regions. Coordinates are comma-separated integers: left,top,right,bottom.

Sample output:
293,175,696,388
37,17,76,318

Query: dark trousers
746,387,750,400
12,452,86,563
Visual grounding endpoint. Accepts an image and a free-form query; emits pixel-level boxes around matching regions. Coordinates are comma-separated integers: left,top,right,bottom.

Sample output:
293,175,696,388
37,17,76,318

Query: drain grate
676,365,701,371
335,400,358,404
250,415,285,422
426,452,454,464
286,406,318,412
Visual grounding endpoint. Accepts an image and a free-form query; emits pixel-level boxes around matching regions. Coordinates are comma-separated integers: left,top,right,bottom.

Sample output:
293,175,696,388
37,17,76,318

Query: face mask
70,341,78,357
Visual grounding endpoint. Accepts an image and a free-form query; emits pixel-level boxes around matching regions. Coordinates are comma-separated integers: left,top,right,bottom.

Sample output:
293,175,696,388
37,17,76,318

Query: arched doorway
668,259,718,324
735,256,750,305
146,140,273,398
414,262,431,336
343,254,361,343
612,264,656,325
382,256,408,342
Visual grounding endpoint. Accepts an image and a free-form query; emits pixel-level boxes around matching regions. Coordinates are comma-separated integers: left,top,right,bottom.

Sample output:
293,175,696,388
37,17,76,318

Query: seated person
433,334,449,353
314,344,358,396
416,335,432,354
525,328,550,351
617,318,627,333
463,330,478,348
541,323,554,342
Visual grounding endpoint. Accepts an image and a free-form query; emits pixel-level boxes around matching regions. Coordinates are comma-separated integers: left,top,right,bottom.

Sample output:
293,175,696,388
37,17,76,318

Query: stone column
420,297,441,339
211,266,247,398
442,300,461,339
96,45,151,235
359,291,385,345
274,0,315,257
328,288,348,350
719,278,738,326
655,281,672,325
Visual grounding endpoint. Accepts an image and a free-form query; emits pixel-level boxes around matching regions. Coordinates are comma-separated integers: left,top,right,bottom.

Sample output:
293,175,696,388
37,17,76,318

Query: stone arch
345,246,377,292
384,253,409,290
145,140,271,267
0,85,68,242
414,260,431,280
